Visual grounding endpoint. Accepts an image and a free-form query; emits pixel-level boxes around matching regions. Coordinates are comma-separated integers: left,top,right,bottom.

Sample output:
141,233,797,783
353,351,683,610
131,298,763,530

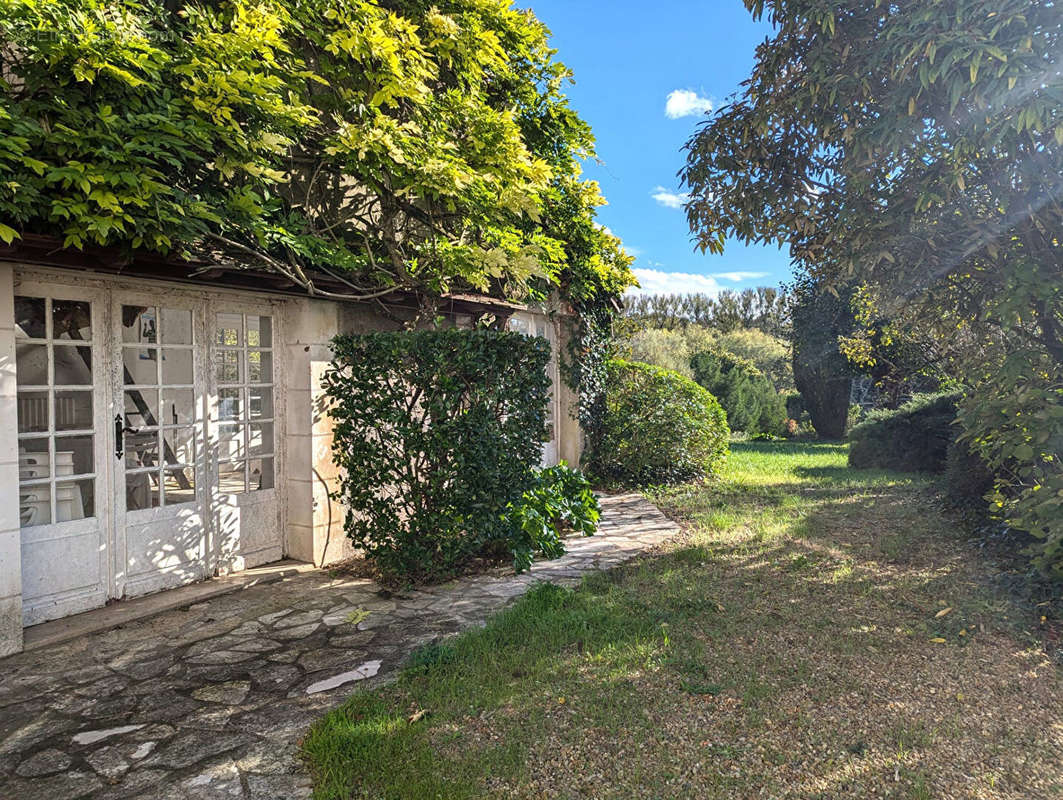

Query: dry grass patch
303,441,1063,799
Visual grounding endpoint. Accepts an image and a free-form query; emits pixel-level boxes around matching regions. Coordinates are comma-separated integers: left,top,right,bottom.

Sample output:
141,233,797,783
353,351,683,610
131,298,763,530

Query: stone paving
0,493,679,799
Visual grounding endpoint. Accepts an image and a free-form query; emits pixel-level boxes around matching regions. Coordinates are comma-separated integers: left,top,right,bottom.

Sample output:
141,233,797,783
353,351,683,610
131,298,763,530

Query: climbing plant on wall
0,0,634,309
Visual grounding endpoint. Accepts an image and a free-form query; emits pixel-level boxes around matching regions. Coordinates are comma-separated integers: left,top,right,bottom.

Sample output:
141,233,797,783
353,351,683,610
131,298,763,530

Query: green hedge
690,348,787,435
848,392,960,472
588,359,729,485
324,329,552,580
942,438,997,520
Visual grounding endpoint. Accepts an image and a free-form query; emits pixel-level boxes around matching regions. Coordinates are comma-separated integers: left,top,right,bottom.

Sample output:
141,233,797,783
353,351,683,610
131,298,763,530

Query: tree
789,277,853,440
623,325,717,378
717,327,793,392
839,286,950,409
0,0,633,310
681,0,1063,574
690,347,786,435
623,286,790,334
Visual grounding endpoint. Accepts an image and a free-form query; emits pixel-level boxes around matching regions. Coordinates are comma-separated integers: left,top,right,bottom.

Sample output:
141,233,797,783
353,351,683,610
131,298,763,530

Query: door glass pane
123,306,157,344
218,461,245,494
126,470,160,511
247,316,272,348
17,392,49,433
163,426,195,466
56,479,93,520
161,308,192,345
248,422,273,457
161,349,193,385
216,314,241,346
161,388,196,426
16,343,48,385
248,387,273,420
54,435,93,476
215,350,240,383
124,389,159,428
123,348,158,386
125,430,158,469
54,345,91,385
18,442,50,479
15,296,46,339
163,469,195,505
16,295,98,527
53,300,91,341
248,350,272,383
55,391,92,431
217,423,244,460
19,483,50,526
218,388,241,421
249,458,274,491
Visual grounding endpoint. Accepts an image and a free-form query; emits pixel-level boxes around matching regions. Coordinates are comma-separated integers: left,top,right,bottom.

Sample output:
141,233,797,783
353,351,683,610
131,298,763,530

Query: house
0,237,581,656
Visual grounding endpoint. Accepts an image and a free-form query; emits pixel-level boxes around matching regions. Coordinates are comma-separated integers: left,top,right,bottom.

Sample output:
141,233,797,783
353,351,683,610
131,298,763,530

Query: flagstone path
0,493,679,799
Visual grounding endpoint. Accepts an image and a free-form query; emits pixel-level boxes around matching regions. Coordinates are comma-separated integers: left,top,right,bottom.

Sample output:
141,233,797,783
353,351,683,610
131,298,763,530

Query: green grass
302,441,1063,799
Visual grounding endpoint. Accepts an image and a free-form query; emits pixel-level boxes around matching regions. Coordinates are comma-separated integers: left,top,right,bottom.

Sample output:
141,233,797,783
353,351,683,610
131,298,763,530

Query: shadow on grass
302,450,1040,800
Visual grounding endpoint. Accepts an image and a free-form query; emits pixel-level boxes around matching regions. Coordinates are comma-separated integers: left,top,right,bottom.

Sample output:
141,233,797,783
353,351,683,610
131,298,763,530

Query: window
16,296,95,526
121,305,198,510
214,313,275,493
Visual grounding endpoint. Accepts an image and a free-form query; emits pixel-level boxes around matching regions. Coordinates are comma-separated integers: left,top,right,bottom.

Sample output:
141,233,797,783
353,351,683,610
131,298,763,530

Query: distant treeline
623,287,789,337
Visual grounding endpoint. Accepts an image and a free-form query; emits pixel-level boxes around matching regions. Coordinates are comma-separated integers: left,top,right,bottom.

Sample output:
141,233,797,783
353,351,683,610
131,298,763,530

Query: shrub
505,463,600,572
942,439,997,521
848,392,960,472
325,329,550,580
588,359,729,485
690,348,787,435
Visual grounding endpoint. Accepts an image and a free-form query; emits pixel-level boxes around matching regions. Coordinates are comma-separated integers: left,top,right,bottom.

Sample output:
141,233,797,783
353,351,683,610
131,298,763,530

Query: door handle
115,414,141,460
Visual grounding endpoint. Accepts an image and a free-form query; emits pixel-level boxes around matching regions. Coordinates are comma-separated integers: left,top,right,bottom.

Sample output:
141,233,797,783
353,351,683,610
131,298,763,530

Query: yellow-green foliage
0,0,634,306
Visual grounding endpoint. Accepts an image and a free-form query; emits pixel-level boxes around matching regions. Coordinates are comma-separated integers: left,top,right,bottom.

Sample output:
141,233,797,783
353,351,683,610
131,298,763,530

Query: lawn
302,441,1063,799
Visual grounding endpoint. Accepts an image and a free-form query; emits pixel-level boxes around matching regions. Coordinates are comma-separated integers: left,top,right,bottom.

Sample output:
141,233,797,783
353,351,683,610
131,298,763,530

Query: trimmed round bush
848,392,960,472
588,359,729,485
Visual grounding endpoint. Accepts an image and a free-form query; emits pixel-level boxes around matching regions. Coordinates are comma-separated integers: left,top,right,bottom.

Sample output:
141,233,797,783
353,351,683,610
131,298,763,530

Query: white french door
15,283,111,625
111,294,209,598
209,308,280,573
16,279,283,625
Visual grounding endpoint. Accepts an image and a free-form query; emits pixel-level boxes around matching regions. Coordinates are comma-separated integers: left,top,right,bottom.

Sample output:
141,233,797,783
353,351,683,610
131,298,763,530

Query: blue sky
525,0,792,295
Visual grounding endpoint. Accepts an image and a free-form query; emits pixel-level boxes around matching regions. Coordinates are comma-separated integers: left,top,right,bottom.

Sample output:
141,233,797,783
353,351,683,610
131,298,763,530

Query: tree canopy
0,0,634,307
682,0,1063,574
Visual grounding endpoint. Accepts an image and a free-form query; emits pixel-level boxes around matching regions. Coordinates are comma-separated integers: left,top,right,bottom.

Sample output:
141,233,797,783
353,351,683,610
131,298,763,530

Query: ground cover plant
303,441,1063,799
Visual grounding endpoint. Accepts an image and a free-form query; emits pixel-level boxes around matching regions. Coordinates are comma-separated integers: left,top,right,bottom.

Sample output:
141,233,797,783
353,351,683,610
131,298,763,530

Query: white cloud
651,186,691,209
665,89,714,119
712,271,770,282
627,268,724,297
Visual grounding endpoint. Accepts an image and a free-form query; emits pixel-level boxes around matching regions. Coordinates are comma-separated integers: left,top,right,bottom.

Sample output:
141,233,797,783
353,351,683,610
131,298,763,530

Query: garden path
0,493,678,799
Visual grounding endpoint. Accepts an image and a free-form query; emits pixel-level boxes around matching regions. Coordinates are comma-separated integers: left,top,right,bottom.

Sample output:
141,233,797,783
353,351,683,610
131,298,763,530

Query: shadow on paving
0,494,678,800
